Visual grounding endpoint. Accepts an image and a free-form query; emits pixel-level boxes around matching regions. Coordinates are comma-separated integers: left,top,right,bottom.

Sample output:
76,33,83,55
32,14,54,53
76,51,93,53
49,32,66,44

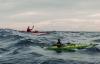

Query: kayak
19,31,49,35
46,43,96,52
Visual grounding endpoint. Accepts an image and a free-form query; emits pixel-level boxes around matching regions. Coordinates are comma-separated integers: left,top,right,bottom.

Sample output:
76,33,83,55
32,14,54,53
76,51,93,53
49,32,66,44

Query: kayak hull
19,31,49,35
46,44,95,52
47,46,76,52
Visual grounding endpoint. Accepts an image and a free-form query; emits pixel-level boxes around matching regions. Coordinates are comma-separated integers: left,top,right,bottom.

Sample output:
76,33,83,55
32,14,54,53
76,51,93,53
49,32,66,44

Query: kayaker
56,39,63,48
27,26,34,32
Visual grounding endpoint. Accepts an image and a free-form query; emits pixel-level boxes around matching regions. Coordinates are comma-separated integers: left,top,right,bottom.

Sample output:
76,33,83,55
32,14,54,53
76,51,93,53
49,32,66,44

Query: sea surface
0,29,100,64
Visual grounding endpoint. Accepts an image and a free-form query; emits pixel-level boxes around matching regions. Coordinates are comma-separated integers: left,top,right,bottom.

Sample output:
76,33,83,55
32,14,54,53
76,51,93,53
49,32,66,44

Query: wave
93,39,100,42
0,29,100,64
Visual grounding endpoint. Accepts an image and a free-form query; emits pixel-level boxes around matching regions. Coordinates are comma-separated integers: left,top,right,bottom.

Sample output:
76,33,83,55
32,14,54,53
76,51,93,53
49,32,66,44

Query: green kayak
46,43,96,52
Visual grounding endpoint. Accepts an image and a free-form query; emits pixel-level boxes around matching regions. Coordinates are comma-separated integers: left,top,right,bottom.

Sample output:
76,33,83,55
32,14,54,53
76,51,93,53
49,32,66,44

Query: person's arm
31,25,34,30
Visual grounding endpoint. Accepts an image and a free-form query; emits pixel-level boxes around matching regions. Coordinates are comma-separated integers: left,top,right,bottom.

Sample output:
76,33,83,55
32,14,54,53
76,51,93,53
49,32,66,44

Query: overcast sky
0,0,100,31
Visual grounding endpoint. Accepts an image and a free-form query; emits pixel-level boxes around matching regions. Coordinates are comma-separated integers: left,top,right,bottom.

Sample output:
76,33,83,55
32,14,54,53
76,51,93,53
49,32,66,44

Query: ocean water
0,29,100,64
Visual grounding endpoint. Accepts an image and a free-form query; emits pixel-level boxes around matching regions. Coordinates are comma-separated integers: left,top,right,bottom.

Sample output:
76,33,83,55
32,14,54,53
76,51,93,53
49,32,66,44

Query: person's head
58,39,61,42
28,26,30,28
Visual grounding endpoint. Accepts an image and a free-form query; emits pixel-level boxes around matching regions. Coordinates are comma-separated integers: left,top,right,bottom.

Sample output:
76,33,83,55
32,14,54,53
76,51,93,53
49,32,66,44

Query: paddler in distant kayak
56,39,63,48
27,25,34,32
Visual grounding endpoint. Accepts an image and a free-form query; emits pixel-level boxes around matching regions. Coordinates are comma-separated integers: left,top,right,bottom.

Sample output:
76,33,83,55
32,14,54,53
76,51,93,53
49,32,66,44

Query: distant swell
0,29,100,64
93,39,100,42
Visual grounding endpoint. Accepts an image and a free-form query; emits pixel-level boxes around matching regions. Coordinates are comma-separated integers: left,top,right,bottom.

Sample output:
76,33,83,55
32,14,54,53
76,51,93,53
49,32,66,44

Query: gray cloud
0,0,100,31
